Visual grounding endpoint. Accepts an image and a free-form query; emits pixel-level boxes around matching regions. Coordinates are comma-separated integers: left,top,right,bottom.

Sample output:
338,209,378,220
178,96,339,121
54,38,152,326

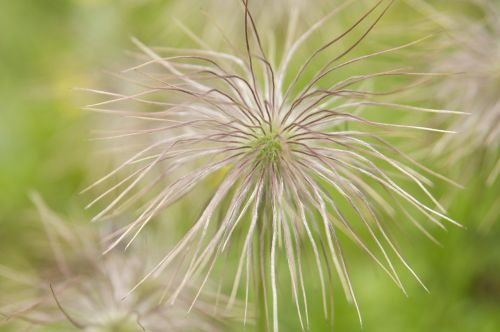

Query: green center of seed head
253,131,283,165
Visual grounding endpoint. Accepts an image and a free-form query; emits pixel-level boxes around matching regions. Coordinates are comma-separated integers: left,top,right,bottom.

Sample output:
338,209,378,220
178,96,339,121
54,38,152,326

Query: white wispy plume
411,0,499,182
195,0,312,27
82,0,462,330
0,195,235,332
409,0,499,228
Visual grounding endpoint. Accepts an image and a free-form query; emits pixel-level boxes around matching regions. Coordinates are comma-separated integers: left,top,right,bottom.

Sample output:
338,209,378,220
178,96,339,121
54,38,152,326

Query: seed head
0,195,235,332
83,1,462,330
414,0,500,184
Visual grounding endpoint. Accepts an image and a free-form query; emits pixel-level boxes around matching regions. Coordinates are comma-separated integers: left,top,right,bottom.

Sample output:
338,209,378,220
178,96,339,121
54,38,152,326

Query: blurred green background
0,0,498,331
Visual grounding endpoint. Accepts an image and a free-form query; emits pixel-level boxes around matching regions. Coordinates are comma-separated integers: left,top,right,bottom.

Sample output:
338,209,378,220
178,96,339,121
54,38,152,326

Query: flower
0,195,235,332
83,0,462,330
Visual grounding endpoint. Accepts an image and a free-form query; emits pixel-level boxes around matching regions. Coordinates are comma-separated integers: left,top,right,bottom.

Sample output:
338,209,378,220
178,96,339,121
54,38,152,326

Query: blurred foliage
0,0,498,331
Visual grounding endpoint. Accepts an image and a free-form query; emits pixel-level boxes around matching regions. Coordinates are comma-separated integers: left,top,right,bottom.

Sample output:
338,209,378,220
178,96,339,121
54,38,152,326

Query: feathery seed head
416,0,500,185
83,1,463,330
0,196,236,332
